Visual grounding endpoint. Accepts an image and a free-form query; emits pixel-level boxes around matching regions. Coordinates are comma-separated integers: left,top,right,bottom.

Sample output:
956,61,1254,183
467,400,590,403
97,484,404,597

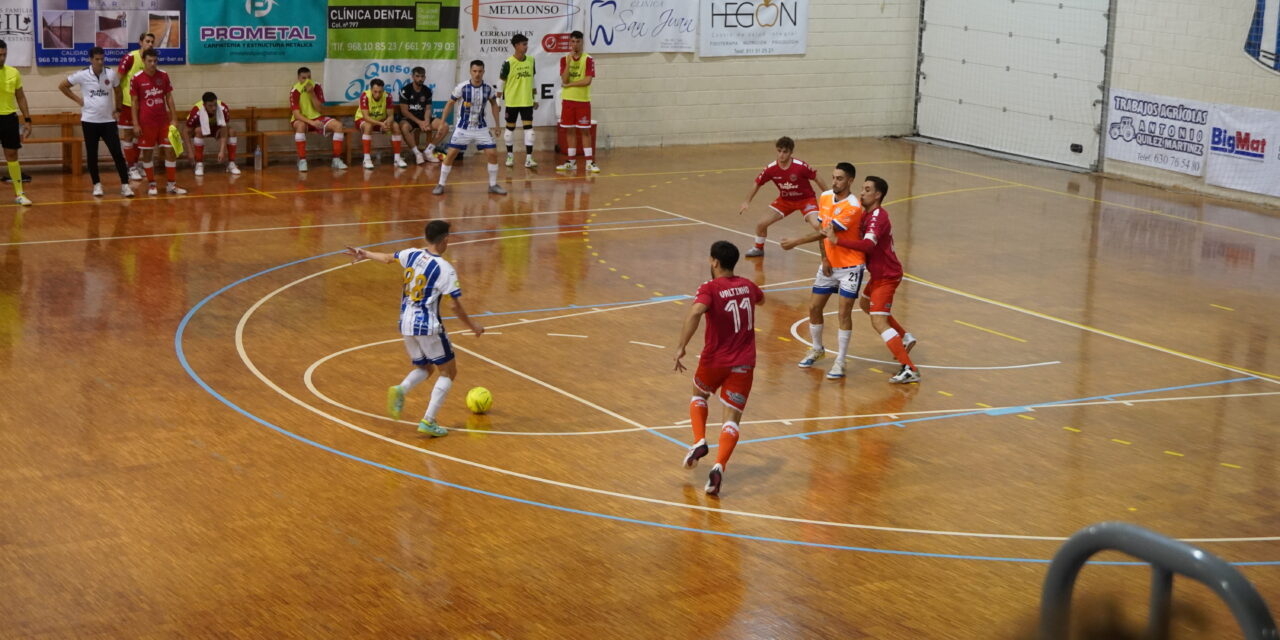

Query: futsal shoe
903,333,917,353
363,156,375,170
705,463,724,496
413,149,425,165
432,184,445,195
682,439,709,469
14,194,31,206
504,153,514,167
417,419,448,437
298,159,308,172
524,156,537,168
167,184,187,195
394,155,408,168
194,162,204,176
798,347,825,368
557,160,576,171
826,360,845,380
890,365,921,384
128,166,144,181
387,385,406,420
92,183,104,197
331,157,348,170
488,184,507,195
147,183,158,196
586,160,600,173
120,184,135,198
227,162,241,175
744,247,764,257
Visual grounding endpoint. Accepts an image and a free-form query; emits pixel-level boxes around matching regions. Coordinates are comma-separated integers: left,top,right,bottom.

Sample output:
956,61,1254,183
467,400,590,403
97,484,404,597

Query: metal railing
1040,521,1277,640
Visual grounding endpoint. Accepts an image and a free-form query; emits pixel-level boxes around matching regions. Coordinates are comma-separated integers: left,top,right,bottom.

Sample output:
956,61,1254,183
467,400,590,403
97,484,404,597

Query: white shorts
448,127,496,151
812,264,865,299
403,333,455,366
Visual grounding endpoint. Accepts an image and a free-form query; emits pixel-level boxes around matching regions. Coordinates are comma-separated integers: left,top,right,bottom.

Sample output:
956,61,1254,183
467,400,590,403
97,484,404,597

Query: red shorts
356,118,391,132
560,100,591,128
693,364,754,412
136,122,171,150
863,277,901,315
297,116,336,135
117,108,133,128
770,197,819,218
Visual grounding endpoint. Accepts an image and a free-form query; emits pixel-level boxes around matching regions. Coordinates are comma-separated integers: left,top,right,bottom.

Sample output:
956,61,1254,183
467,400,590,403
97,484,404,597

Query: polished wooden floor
1,138,1277,638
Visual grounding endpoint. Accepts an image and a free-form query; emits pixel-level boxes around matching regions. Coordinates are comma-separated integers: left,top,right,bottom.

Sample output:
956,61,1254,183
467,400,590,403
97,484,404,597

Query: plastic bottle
253,146,262,171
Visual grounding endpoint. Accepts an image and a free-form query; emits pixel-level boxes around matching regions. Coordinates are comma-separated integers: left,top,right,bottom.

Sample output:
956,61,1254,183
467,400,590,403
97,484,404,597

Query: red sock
228,142,237,162
295,140,306,158
690,396,708,443
143,164,154,182
165,164,176,182
886,334,914,368
888,315,906,335
193,145,204,163
126,144,139,166
392,139,402,155
715,422,740,467
332,137,343,157
362,136,371,155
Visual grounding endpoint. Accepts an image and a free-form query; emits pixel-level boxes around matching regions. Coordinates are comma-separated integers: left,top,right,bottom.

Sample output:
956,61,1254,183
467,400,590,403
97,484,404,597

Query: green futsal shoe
417,419,449,437
387,385,406,420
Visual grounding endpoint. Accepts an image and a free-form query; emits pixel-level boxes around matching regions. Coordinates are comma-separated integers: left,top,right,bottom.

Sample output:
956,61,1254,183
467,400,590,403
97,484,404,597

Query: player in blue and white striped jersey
345,220,485,437
434,60,506,196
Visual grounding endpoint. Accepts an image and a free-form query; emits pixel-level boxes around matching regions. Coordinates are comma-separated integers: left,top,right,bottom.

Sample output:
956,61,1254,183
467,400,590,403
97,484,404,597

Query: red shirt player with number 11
673,240,765,497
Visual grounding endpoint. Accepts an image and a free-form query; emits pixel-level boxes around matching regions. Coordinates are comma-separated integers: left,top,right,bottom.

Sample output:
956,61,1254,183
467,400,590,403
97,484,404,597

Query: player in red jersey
115,32,154,179
824,176,919,383
129,49,185,196
673,240,765,496
184,91,240,177
738,136,826,257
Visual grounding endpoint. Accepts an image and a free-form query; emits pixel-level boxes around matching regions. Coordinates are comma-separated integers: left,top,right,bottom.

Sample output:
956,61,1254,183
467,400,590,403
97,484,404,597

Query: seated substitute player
343,220,485,436
780,162,866,379
396,66,446,164
356,78,405,170
185,91,240,177
128,49,186,196
433,60,506,196
289,66,347,172
823,175,920,383
738,136,827,258
673,240,765,497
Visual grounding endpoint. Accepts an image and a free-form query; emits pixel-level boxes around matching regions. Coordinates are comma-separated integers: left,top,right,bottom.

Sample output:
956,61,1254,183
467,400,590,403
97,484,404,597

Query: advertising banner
698,0,808,57
0,1,35,66
584,0,695,53
1204,103,1280,197
458,0,578,127
325,0,458,108
35,0,186,66
188,0,325,64
1104,89,1211,176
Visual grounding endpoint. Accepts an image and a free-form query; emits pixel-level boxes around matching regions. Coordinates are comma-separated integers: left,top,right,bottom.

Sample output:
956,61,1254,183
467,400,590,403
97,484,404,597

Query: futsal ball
466,387,493,414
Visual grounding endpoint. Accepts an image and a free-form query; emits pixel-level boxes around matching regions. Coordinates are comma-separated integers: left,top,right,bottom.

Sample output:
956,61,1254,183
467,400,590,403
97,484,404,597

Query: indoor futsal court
2,137,1277,637
3,0,1280,638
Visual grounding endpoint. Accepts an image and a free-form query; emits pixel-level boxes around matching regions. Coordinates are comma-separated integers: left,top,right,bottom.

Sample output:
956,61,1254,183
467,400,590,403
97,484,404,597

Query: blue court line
735,377,1259,446
174,223,1280,566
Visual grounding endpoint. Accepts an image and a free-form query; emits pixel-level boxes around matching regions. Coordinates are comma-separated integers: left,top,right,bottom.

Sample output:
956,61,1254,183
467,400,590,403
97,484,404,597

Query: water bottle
253,146,262,171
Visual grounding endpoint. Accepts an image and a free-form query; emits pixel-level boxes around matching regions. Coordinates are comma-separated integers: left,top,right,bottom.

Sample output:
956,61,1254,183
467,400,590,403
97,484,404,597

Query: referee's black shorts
0,113,22,150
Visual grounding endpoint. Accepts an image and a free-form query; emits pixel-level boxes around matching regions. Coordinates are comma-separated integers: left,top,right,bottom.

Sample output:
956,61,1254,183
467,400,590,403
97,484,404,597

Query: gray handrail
1039,521,1277,640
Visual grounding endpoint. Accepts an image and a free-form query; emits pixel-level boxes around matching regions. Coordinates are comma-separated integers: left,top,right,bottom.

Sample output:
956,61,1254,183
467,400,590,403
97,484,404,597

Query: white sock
487,163,498,186
837,329,852,361
881,327,899,343
438,163,452,185
426,143,435,154
425,376,454,421
754,236,766,247
524,128,534,150
400,367,429,393
567,148,576,159
584,147,593,160
809,323,824,351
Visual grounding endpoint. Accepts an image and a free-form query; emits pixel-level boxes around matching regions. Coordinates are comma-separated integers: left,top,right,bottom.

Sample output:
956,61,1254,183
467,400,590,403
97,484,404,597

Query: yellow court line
1220,463,1242,469
1017,414,1036,421
778,336,791,342
1164,450,1184,457
914,161,1280,242
953,319,1028,343
909,275,1280,382
937,390,954,397
975,402,993,408
1063,426,1082,433
248,187,277,200
1210,304,1235,311
1111,439,1132,445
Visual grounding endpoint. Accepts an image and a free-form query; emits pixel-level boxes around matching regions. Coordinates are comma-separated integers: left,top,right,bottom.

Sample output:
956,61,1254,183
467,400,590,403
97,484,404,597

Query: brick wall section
1105,0,1280,204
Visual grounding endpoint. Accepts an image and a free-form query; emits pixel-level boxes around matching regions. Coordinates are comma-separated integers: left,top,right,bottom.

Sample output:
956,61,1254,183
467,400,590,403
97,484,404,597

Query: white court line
1,205,655,247
226,219,1280,544
548,333,588,339
630,341,665,349
647,205,1280,386
786,315,1061,371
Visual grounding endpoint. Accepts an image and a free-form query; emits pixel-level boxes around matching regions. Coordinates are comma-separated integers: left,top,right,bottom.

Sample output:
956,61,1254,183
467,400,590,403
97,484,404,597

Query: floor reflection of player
0,214,23,368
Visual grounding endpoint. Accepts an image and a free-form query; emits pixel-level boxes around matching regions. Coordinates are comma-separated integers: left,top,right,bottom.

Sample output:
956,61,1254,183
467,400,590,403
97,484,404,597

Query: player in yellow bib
114,32,154,180
355,78,404,170
499,33,539,168
0,40,32,205
558,31,598,173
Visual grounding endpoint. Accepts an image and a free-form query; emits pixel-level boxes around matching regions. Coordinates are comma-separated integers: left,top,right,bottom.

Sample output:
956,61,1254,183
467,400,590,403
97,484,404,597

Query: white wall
14,0,921,162
1106,0,1280,204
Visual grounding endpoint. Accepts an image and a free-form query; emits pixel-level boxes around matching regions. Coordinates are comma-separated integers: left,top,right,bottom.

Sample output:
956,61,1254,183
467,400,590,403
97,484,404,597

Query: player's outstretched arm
343,245,396,264
822,223,875,252
739,184,761,215
438,98,457,124
779,230,825,250
672,303,708,372
449,297,485,337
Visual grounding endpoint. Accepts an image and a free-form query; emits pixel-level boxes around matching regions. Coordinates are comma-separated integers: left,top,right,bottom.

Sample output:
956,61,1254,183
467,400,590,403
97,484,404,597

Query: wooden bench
246,105,359,167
